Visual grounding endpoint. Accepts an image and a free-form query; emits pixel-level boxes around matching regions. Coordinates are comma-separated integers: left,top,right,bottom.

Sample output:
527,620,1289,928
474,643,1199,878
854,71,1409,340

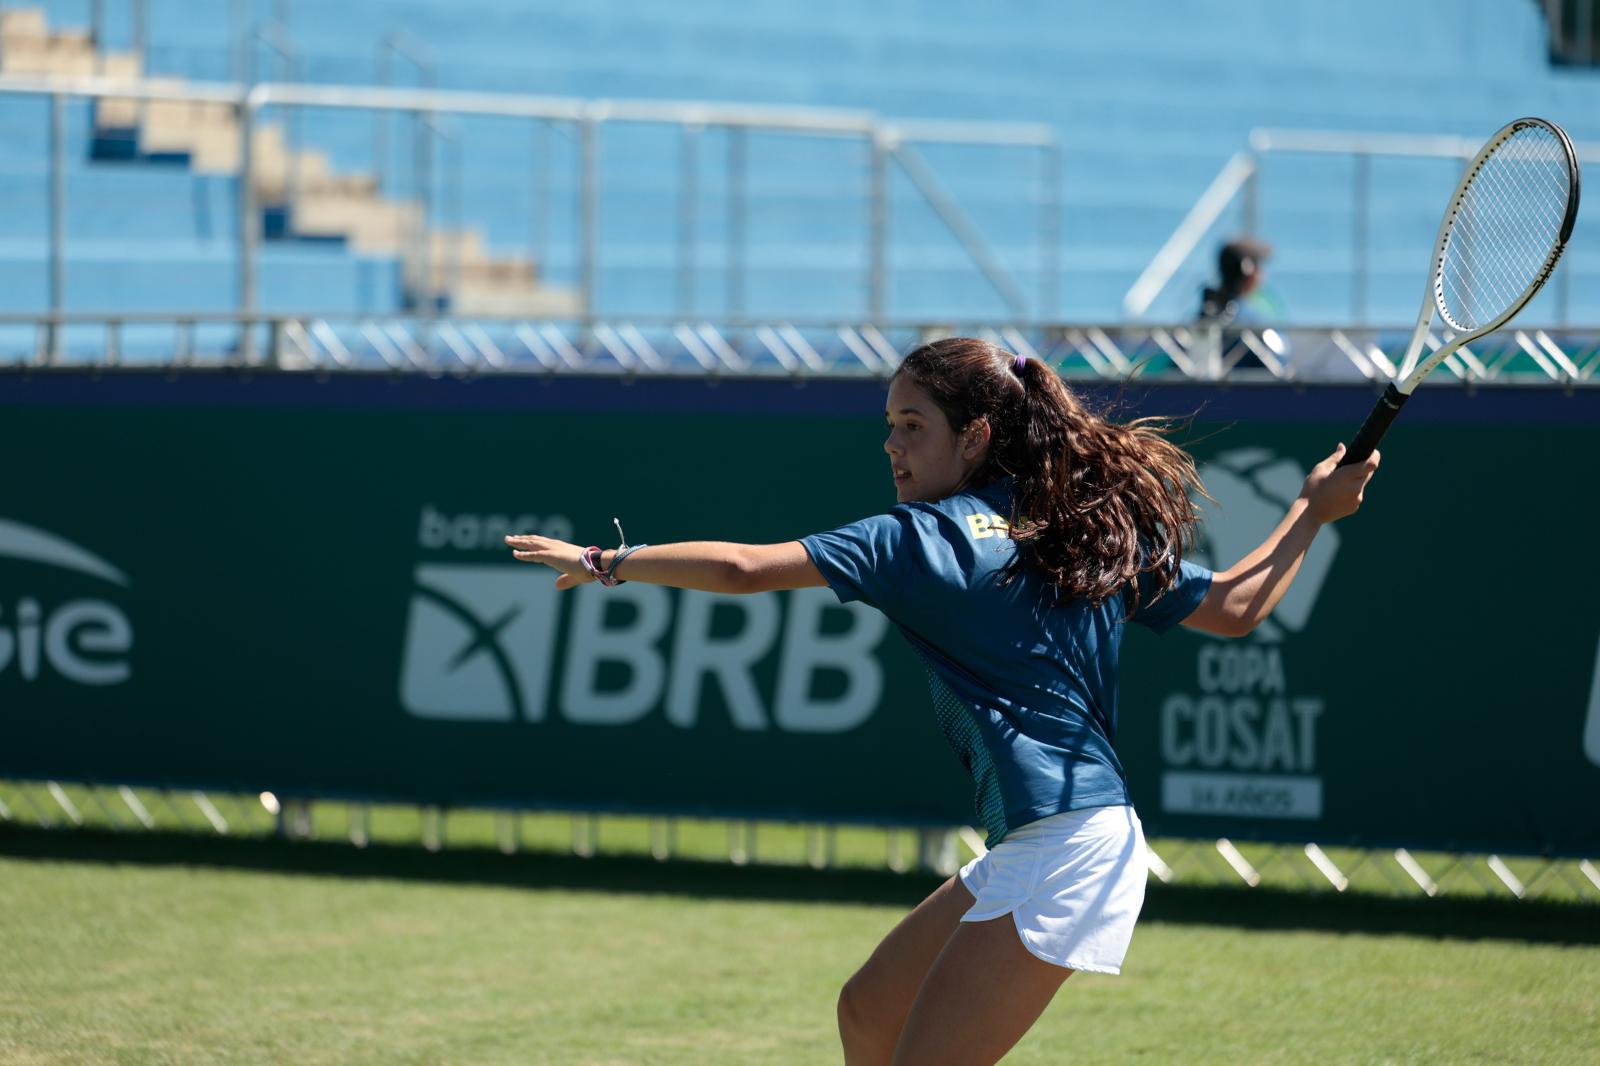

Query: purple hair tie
1014,353,1028,373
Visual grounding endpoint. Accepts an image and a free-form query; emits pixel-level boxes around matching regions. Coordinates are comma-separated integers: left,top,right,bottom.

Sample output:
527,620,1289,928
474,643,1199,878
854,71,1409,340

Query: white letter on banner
667,590,778,730
561,583,671,725
45,601,132,685
1160,693,1194,764
1292,698,1322,770
1195,696,1229,768
1584,631,1600,768
773,588,887,733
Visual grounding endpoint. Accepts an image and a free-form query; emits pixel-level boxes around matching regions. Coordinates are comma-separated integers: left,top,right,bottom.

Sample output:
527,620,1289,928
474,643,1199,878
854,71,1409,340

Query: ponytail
896,338,1206,613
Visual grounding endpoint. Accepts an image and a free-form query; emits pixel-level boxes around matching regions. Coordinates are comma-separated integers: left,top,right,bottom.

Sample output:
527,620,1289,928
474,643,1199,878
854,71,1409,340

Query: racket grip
1339,383,1407,467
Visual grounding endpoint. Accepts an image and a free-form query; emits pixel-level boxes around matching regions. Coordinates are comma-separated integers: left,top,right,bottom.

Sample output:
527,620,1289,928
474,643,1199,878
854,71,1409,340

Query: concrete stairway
0,6,575,316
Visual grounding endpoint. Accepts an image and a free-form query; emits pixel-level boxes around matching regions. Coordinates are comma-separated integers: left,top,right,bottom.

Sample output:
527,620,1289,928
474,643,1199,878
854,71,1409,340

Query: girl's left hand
1299,443,1379,524
505,534,595,590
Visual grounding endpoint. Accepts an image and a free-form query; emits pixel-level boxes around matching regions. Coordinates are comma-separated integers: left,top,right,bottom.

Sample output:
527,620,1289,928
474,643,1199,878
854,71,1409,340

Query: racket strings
1438,124,1572,333
1443,143,1566,325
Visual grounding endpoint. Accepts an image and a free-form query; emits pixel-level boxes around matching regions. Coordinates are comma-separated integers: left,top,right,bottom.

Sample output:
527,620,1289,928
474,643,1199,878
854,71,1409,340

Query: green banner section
2,373,1597,856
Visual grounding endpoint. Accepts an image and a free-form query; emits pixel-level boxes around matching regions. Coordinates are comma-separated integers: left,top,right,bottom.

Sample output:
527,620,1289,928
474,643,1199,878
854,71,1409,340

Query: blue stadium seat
10,0,1600,324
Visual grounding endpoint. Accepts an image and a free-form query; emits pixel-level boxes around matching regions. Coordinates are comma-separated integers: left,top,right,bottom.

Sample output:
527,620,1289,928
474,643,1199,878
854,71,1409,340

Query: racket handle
1339,383,1408,467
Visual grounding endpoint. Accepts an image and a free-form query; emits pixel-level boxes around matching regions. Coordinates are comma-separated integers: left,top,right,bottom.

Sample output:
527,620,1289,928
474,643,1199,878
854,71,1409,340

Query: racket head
1432,117,1580,336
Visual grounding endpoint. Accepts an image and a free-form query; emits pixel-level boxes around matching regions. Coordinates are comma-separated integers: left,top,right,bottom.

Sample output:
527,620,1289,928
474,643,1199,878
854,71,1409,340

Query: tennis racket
1339,116,1580,467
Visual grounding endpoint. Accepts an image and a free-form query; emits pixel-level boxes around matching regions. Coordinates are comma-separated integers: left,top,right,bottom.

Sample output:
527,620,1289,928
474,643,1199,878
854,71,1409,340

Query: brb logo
397,505,888,732
1156,449,1334,820
0,517,133,686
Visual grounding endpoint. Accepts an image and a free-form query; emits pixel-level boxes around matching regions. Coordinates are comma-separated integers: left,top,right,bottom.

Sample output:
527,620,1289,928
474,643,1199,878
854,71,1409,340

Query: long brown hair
895,337,1207,613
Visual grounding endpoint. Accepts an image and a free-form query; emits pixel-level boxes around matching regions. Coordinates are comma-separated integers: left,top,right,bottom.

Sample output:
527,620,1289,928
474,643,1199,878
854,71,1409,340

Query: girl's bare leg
889,913,1071,1066
837,874,976,1065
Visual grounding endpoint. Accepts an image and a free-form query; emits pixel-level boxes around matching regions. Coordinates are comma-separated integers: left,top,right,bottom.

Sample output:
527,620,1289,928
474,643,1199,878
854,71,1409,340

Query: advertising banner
2,370,1596,856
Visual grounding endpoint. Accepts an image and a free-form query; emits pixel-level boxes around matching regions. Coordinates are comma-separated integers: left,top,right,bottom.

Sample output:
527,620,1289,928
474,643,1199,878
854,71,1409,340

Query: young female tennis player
506,337,1379,1065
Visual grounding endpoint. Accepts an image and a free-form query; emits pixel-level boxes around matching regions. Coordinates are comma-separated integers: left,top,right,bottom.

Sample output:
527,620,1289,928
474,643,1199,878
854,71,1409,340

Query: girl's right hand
504,534,597,589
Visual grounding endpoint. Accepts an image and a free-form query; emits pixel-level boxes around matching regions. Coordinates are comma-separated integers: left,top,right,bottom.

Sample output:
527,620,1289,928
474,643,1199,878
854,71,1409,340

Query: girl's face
883,375,988,503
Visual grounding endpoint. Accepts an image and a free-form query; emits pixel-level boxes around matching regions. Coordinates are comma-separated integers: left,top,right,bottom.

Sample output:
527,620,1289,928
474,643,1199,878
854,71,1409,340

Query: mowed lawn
0,830,1596,1066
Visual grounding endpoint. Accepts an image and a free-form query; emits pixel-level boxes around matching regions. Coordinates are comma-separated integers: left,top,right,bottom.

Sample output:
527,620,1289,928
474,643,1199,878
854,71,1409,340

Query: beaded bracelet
580,543,650,586
580,518,647,587
579,545,612,585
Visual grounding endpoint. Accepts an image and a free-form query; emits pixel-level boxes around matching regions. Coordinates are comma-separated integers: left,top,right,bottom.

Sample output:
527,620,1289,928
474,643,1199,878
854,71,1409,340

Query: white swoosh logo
0,518,128,587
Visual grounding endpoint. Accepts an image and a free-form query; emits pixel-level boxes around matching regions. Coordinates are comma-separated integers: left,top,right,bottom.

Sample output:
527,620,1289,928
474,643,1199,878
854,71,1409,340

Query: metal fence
4,778,1596,901
1124,127,1600,325
0,72,1061,361
5,312,1600,386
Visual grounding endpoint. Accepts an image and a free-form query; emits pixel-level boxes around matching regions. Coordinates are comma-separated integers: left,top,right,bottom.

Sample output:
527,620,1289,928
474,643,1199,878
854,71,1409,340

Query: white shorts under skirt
957,804,1148,974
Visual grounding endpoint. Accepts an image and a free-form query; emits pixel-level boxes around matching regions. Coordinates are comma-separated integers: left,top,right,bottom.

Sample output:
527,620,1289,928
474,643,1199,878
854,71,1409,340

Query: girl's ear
963,418,992,460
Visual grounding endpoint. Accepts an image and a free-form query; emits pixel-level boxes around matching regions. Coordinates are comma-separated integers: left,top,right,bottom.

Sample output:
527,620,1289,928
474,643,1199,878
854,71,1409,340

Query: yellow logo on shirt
965,514,1012,540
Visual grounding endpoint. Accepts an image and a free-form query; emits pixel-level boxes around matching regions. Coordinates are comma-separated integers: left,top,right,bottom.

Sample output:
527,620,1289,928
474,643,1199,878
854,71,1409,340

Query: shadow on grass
2,825,1595,946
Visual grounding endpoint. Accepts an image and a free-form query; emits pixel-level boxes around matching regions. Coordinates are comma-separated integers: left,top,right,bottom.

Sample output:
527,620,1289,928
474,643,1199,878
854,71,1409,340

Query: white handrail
0,73,879,130
891,142,1028,316
888,119,1056,148
0,72,1071,145
2,72,882,131
1250,125,1600,163
1122,151,1256,318
1248,128,1478,159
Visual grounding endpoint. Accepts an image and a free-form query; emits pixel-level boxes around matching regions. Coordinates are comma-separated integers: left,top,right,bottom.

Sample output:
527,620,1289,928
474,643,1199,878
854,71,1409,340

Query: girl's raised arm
1181,443,1379,638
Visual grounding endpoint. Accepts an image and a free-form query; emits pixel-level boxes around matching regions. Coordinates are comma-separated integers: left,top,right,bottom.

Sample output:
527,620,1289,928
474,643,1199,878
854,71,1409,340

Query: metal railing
374,29,436,174
6,312,1600,387
1123,151,1256,320
246,20,300,210
1124,126,1600,324
3,778,1596,899
0,72,1060,363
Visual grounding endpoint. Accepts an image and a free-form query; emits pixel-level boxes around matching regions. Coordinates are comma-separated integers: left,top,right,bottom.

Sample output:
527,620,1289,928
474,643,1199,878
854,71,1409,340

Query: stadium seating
1,0,1597,326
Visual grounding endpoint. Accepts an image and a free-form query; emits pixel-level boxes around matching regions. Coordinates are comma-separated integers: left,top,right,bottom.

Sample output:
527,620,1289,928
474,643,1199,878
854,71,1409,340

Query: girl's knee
837,969,896,1061
836,971,869,1037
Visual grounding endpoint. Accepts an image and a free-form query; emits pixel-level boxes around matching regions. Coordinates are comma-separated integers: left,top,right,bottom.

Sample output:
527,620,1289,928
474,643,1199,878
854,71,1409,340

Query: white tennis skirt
956,804,1148,974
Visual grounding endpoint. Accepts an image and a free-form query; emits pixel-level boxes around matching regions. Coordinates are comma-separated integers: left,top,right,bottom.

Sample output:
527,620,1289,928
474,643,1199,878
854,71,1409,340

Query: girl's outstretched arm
1182,443,1379,638
504,536,826,595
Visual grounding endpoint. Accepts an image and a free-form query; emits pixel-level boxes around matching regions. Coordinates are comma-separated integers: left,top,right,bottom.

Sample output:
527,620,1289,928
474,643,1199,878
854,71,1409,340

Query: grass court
1,802,1595,1065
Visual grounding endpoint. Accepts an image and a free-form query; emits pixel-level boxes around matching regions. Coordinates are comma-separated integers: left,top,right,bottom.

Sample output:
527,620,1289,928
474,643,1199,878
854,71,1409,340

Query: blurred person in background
1198,236,1289,373
1199,236,1275,325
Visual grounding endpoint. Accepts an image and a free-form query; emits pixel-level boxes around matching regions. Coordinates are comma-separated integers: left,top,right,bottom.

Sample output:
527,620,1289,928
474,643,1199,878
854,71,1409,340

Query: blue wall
4,0,1599,324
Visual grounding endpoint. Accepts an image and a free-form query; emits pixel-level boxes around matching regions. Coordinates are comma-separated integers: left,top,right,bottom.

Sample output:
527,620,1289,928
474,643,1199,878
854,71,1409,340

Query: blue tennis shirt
800,478,1212,846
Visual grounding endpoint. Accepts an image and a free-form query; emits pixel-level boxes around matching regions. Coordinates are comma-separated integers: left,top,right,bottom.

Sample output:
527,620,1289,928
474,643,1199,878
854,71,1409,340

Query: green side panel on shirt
923,667,1011,848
